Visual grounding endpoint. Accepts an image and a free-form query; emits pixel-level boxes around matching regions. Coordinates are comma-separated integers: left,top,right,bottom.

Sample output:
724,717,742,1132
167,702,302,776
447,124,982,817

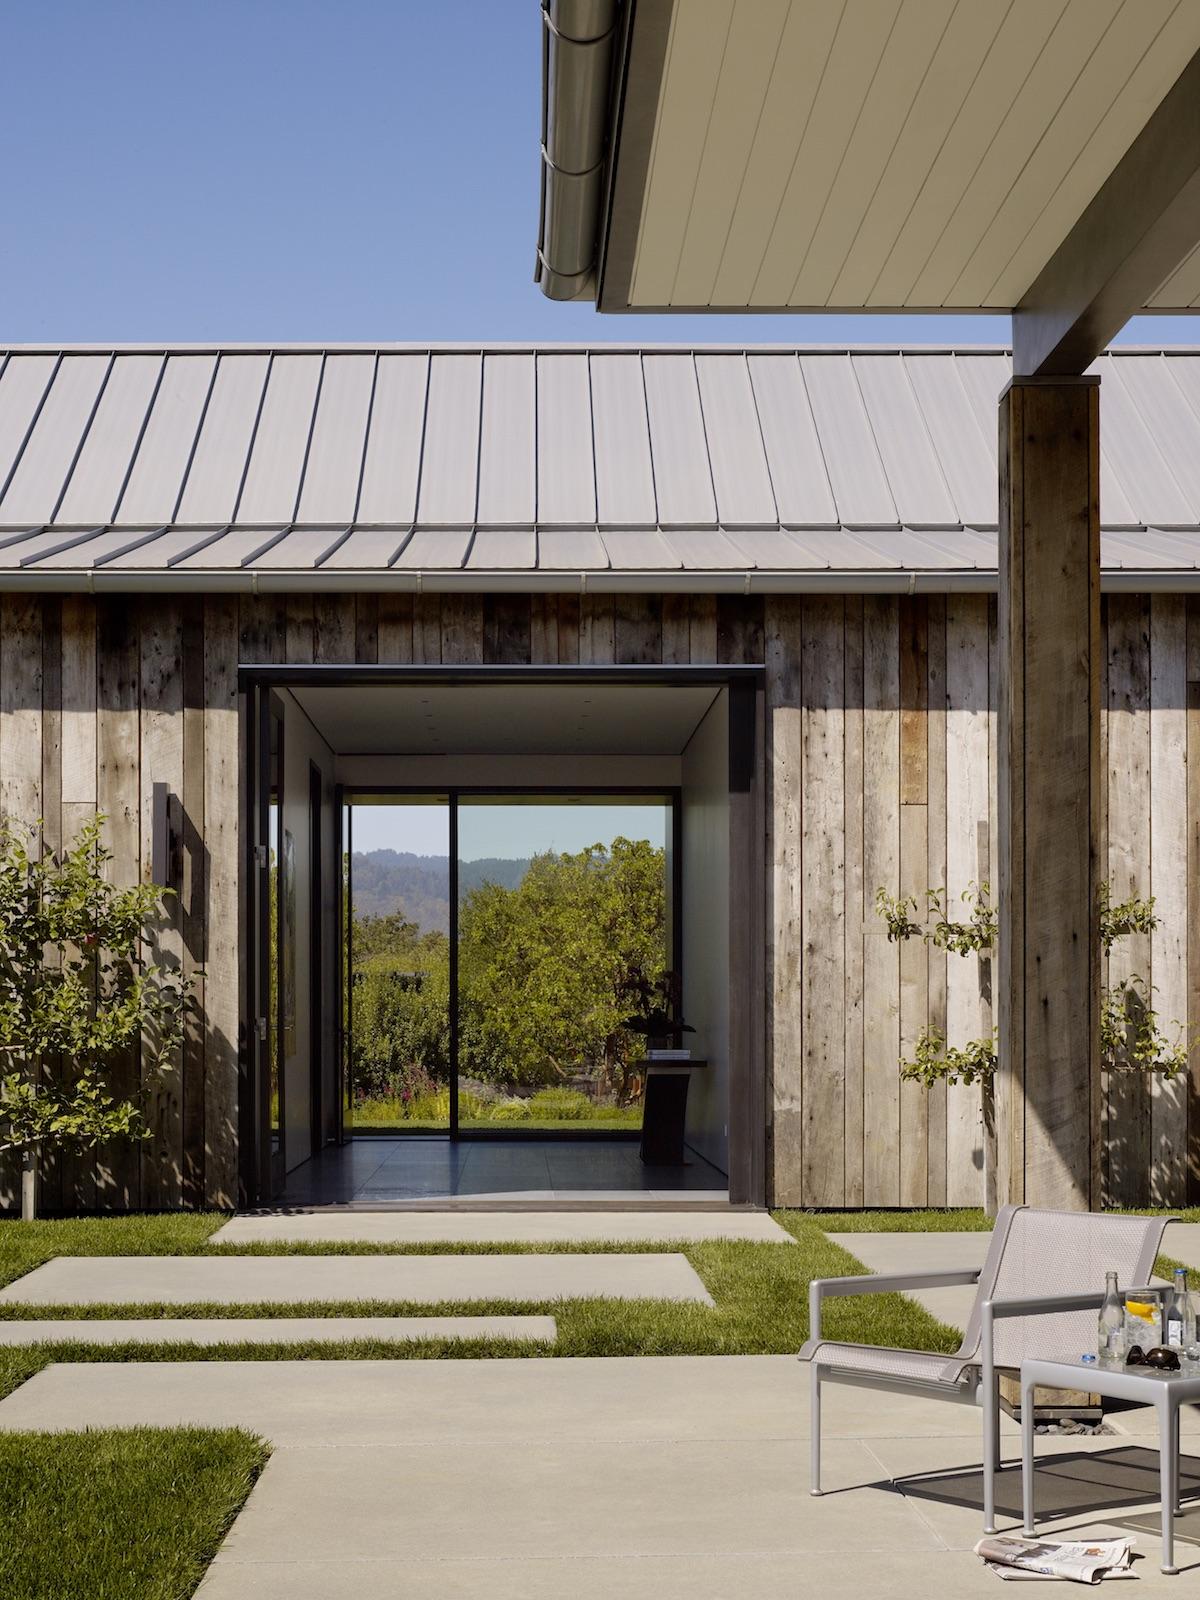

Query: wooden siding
0,589,1196,1210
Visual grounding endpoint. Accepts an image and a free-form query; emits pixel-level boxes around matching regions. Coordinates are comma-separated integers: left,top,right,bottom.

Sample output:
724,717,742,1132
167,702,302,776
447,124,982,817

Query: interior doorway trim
237,662,767,1208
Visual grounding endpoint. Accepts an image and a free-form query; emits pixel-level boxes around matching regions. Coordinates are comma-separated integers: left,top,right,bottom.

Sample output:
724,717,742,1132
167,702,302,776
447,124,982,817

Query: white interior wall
680,690,730,1174
280,689,336,1172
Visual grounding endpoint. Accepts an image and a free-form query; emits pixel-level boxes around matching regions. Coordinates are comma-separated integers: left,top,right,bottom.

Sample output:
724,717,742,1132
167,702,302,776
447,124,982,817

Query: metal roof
0,343,1198,592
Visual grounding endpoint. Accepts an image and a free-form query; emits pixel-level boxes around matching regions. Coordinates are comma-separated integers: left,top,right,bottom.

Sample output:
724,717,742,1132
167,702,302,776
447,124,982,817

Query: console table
638,1058,706,1166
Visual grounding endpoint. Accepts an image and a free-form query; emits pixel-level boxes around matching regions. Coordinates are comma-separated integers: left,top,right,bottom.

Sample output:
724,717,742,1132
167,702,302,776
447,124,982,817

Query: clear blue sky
3,1,1197,349
352,801,667,860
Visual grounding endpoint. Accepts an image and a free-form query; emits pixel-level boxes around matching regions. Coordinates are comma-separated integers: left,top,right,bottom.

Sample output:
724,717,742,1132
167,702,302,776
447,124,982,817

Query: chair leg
810,1364,822,1496
983,1372,999,1533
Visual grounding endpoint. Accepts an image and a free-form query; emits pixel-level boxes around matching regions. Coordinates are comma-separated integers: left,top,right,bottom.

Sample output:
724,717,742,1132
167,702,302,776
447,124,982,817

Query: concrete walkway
0,1252,714,1307
2,1356,1197,1596
212,1210,793,1245
0,1315,556,1346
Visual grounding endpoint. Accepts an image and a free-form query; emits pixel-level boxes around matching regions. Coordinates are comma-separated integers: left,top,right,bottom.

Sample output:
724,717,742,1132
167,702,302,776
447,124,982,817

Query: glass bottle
1167,1267,1190,1349
1098,1271,1124,1362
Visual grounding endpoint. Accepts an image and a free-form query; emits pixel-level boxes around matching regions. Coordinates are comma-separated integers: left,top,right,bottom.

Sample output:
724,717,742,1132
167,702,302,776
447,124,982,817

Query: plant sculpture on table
0,817,188,1220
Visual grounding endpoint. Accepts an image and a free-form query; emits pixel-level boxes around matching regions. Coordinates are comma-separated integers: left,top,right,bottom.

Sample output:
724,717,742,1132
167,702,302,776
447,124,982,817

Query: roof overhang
539,0,1200,371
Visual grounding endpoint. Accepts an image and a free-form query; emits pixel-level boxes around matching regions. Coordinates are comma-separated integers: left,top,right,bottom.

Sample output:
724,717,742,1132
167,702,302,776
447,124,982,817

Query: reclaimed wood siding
2,589,1196,1209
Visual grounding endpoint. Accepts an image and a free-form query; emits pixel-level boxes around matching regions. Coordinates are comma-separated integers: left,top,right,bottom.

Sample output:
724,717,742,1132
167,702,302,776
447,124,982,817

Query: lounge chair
799,1204,1171,1532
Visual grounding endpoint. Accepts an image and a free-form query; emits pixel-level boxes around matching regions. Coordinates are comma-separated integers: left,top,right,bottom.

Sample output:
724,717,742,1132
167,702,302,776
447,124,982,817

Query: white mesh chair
800,1205,1172,1532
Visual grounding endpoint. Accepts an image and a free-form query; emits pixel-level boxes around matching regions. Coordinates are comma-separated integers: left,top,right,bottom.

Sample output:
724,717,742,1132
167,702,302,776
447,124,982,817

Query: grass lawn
0,1210,967,1401
0,1425,268,1600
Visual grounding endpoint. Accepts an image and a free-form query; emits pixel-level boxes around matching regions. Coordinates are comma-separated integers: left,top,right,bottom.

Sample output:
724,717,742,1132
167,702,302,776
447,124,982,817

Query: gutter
536,0,620,301
1,570,1198,595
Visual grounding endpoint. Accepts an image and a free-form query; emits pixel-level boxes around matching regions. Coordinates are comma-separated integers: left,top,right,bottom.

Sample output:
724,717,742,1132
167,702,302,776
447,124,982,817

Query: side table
638,1058,706,1166
1020,1355,1200,1574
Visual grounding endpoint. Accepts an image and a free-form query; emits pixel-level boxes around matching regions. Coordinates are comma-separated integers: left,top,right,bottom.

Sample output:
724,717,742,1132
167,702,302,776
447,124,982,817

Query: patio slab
0,1315,556,1347
824,1230,989,1331
2,1356,1195,1596
0,1252,713,1307
211,1210,792,1245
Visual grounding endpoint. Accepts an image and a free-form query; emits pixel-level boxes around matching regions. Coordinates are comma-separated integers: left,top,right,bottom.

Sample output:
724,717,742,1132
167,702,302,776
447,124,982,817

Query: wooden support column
997,377,1101,1209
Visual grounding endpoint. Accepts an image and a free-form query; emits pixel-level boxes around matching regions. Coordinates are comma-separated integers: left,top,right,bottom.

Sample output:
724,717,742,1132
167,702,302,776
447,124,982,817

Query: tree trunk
21,1144,37,1222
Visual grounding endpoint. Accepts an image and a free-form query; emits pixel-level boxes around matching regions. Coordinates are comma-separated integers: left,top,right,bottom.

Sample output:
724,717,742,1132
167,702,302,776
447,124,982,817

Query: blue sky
352,801,667,861
3,1,1197,349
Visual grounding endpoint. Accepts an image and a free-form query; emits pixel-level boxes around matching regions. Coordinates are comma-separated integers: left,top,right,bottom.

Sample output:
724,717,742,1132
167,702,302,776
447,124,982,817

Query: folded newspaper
974,1535,1135,1583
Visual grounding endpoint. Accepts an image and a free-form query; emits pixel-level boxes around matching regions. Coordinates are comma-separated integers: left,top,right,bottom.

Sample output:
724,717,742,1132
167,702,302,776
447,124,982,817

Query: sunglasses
1125,1344,1181,1371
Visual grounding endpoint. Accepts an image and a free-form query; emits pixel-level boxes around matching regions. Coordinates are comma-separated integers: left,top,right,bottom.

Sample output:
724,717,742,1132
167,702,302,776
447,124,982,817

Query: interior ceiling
290,683,721,756
623,0,1200,311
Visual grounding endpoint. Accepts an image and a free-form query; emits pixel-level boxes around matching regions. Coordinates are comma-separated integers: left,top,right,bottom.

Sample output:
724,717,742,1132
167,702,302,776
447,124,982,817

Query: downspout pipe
536,0,619,301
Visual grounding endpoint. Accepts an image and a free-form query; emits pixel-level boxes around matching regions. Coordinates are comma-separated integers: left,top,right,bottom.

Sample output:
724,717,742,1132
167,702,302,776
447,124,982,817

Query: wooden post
997,378,1101,1209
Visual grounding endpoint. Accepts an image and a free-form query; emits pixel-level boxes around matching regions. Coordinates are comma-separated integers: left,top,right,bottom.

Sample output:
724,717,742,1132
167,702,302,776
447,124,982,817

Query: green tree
458,837,667,1099
0,817,187,1219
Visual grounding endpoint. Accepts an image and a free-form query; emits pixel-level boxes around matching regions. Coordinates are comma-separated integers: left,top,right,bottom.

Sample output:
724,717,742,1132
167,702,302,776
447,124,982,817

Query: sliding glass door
344,797,452,1134
344,791,675,1137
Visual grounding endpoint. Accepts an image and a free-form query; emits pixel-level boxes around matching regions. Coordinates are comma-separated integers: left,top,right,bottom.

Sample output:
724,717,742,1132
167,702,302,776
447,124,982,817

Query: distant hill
351,851,529,934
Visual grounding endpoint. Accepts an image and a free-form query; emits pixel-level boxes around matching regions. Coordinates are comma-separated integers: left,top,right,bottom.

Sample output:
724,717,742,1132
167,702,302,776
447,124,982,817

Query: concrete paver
211,1210,793,1245
2,1355,1195,1596
0,1251,713,1307
0,1315,556,1346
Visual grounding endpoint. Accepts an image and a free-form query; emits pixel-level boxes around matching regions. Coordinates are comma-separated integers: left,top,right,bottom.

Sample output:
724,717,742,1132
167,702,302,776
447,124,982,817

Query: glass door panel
456,796,672,1133
346,797,451,1134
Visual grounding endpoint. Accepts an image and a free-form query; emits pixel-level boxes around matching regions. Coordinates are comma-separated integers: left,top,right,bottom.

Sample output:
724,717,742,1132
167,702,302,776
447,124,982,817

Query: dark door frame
238,663,767,1207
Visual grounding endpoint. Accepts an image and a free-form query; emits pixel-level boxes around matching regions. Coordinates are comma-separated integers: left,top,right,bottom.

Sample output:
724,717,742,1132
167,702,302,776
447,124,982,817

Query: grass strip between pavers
0,1210,966,1400
0,1209,1187,1406
0,1424,269,1600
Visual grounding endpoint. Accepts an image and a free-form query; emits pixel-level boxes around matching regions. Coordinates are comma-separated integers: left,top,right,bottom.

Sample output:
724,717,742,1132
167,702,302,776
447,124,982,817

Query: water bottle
1098,1270,1124,1362
1167,1267,1189,1349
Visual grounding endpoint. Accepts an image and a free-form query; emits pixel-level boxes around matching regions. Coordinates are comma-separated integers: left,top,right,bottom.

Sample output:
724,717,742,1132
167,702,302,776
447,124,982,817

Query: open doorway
343,792,677,1141
241,667,763,1208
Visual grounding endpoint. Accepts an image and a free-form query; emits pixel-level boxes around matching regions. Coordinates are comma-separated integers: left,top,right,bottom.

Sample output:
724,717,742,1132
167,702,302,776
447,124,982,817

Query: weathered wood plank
1106,593,1152,1206
482,595,529,664
530,595,560,664
413,594,442,663
579,594,615,664
38,600,64,1214
946,595,991,1206
0,595,44,833
614,594,662,664
690,594,718,663
843,595,866,1207
800,596,846,1205
313,595,356,663
140,598,185,1209
61,596,96,809
355,594,379,664
95,599,142,1210
862,596,901,1205
661,594,690,665
898,598,929,1206
717,595,764,664
925,594,948,1208
556,594,580,663
442,595,485,664
285,596,314,664
180,597,206,1208
1188,598,1200,1201
1150,594,1187,1203
765,597,803,1204
377,591,414,663
203,596,240,1209
899,597,928,805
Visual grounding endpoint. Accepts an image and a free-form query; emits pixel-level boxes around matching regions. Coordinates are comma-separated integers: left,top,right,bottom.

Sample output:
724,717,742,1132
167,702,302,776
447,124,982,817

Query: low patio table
1020,1355,1200,1574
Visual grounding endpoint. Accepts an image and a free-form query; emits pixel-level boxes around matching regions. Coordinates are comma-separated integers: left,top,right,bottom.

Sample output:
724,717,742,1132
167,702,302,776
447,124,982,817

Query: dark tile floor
280,1136,729,1206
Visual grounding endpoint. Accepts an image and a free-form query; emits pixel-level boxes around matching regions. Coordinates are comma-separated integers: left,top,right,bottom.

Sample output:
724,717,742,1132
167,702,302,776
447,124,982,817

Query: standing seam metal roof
0,344,1197,590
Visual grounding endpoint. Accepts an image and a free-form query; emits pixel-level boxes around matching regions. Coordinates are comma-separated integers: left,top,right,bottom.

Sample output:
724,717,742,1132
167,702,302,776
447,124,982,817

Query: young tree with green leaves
0,817,187,1220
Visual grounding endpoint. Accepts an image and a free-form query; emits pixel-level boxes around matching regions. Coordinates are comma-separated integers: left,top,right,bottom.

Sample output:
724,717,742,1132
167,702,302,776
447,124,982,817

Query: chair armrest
979,1290,1105,1378
808,1268,981,1344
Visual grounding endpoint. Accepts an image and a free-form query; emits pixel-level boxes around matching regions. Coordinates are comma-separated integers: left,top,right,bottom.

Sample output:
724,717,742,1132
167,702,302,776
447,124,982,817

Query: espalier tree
0,817,187,1220
875,877,1188,1209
